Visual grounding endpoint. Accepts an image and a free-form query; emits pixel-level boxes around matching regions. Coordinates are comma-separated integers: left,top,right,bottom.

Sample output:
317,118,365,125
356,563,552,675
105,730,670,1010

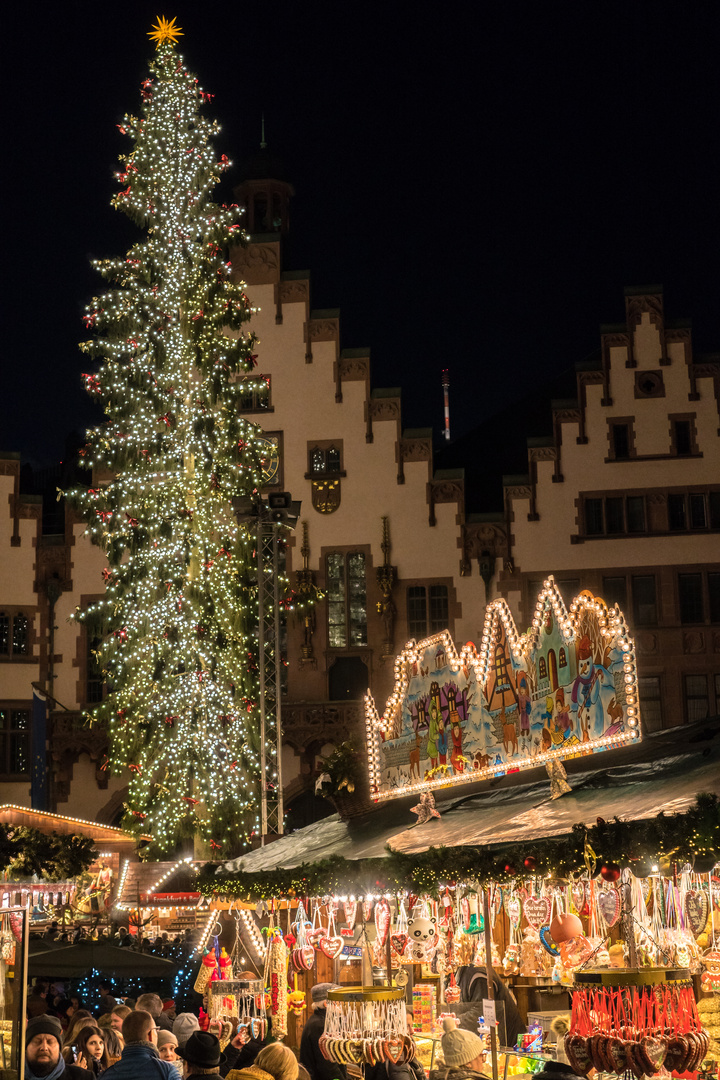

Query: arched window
559,647,567,669
538,656,547,680
311,447,326,474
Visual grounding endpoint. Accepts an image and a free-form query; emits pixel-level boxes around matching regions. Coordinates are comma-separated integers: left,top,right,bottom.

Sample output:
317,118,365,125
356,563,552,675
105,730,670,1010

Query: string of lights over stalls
66,18,285,853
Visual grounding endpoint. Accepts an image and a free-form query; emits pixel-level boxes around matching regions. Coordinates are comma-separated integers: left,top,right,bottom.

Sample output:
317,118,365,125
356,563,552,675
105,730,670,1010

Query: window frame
637,676,663,732
676,569,720,626
325,550,368,650
0,607,35,662
237,374,273,412
632,574,658,627
306,441,346,480
683,673,709,723
406,583,450,640
582,495,646,537
0,702,31,779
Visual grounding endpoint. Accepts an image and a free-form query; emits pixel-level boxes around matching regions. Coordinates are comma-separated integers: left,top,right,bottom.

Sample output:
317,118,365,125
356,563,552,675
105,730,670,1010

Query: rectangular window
668,493,687,531
673,419,692,455
678,573,704,624
407,585,450,638
689,494,707,529
637,676,662,732
428,585,449,633
626,496,646,533
86,630,104,705
633,575,657,626
684,674,709,722
407,587,427,639
709,491,720,529
0,611,30,657
327,553,367,649
709,573,720,624
238,375,271,411
602,576,628,611
612,423,631,459
585,498,604,536
0,707,30,777
605,497,624,534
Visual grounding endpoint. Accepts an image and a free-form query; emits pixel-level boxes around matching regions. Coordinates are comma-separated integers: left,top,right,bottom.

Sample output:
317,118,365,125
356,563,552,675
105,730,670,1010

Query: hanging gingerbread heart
343,899,357,928
524,895,551,930
390,932,408,955
571,879,588,914
506,894,522,929
8,912,22,942
597,887,621,927
460,896,471,931
374,898,391,946
319,935,343,959
685,889,709,937
362,898,374,923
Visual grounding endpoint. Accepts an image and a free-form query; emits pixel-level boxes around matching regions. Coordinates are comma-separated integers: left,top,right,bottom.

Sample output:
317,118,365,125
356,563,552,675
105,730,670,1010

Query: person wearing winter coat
429,1017,491,1080
449,966,525,1049
25,1015,93,1080
299,984,347,1080
101,1010,177,1079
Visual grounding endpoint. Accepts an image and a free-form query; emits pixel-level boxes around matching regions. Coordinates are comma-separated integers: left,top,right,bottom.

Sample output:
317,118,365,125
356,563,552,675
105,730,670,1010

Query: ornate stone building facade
498,285,720,730
0,175,717,829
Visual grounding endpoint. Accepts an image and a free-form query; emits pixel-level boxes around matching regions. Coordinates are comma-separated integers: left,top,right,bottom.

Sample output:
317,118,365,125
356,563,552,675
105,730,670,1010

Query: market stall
196,583,720,1077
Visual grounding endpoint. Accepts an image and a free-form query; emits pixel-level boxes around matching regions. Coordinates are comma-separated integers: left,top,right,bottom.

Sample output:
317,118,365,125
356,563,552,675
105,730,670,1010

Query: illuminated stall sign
365,579,640,801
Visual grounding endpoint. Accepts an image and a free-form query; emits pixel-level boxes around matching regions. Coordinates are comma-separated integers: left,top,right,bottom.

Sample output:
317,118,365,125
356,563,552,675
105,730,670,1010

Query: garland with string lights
199,792,719,900
66,20,278,855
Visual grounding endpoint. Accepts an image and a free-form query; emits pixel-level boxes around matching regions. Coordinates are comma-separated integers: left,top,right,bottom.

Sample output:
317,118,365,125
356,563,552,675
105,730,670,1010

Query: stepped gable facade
499,285,720,729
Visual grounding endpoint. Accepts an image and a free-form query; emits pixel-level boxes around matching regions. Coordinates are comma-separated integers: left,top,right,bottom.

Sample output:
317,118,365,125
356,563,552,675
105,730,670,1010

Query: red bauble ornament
504,862,517,876
600,862,621,883
524,856,537,872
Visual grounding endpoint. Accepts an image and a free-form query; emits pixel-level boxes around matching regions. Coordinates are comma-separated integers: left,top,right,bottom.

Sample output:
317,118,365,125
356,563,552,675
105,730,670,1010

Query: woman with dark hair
70,1025,110,1075
99,1024,124,1066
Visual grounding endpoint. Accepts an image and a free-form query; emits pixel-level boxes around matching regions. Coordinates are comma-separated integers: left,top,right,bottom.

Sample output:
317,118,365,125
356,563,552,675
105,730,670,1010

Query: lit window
327,553,367,648
0,708,30,777
0,611,30,657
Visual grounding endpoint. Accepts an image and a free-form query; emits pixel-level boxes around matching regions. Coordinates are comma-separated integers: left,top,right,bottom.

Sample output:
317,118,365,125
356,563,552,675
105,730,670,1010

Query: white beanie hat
441,1016,486,1068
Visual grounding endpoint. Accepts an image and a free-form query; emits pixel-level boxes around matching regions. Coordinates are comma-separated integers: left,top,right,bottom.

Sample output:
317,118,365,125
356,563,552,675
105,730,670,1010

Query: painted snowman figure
570,635,615,739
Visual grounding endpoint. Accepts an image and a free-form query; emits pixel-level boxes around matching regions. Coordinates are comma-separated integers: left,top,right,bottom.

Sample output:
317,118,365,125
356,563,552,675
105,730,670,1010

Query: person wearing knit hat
156,1030,182,1075
429,1017,489,1080
173,1011,201,1047
25,1014,93,1080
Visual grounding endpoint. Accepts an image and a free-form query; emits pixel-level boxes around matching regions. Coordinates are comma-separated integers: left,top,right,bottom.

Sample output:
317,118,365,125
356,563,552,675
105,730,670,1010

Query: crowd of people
24,978,303,1080
23,966,533,1080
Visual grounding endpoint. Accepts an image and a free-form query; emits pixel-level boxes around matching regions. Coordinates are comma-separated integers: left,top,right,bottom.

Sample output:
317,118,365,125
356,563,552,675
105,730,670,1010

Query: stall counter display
0,907,29,1074
412,983,437,1035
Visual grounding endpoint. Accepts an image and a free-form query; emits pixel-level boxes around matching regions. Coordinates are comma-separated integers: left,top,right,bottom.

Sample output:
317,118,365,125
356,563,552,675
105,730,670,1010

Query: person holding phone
73,1027,109,1075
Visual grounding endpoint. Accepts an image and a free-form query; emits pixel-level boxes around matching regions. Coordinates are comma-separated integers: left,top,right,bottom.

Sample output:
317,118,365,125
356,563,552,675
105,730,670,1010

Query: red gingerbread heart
319,935,343,959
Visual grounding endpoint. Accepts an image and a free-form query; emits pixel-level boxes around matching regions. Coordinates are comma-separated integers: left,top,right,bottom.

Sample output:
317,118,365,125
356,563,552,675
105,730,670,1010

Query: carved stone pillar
375,517,397,660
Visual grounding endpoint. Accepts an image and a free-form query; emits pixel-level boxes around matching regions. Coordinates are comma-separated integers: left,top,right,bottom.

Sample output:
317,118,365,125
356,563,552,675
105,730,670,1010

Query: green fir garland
199,792,719,900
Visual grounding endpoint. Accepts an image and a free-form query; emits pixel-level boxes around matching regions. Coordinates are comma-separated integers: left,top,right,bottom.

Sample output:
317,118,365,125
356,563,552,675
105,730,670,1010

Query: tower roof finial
260,113,267,150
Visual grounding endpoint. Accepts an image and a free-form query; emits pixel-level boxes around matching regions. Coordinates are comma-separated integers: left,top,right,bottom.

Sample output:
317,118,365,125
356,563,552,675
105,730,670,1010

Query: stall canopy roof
219,718,720,876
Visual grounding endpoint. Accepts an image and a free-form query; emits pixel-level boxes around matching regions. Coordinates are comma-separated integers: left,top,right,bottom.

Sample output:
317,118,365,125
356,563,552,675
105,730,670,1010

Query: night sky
3,2,719,476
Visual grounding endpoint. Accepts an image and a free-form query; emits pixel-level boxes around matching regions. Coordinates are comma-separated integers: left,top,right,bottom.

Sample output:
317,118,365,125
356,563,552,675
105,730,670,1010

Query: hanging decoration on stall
321,989,413,1066
264,925,288,1037
565,983,709,1077
365,580,640,801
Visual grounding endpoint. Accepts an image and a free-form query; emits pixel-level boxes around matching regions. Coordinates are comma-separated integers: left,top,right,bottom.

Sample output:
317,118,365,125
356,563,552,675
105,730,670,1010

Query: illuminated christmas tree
68,18,270,854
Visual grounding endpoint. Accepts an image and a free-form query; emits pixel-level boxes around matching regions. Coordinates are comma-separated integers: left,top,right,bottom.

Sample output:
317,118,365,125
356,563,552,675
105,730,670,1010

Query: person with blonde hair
226,1042,299,1080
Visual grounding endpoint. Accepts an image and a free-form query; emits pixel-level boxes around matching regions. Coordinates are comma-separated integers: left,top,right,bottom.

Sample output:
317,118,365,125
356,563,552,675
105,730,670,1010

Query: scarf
25,1055,67,1080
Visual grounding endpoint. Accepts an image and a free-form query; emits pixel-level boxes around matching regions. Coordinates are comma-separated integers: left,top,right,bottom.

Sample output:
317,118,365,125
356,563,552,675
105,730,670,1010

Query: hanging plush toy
408,914,437,961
